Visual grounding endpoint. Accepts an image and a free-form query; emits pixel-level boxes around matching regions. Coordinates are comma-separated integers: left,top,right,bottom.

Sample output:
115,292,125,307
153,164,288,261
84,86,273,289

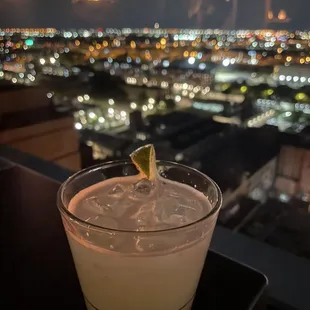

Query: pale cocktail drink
58,160,222,310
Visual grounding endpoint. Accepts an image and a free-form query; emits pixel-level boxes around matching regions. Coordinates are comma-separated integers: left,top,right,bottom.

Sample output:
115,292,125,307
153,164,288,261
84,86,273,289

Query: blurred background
1,1,310,309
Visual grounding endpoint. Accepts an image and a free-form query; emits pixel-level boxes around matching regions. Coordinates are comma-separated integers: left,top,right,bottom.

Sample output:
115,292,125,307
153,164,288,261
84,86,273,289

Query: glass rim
57,160,222,235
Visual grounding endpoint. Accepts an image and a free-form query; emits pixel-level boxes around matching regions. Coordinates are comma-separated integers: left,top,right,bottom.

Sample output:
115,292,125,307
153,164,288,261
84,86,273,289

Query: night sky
0,0,309,30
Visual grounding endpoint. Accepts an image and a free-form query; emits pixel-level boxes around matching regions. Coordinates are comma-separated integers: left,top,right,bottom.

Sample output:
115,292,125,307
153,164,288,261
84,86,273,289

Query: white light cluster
295,103,310,112
126,77,137,85
130,102,137,109
256,99,278,111
161,81,169,88
247,110,275,128
278,74,310,85
192,102,224,113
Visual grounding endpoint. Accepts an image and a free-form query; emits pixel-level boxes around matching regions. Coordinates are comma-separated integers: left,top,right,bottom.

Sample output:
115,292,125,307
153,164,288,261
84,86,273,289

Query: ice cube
130,178,154,199
173,202,203,224
130,204,152,224
111,200,136,219
175,204,196,216
136,210,151,226
162,214,186,226
156,195,203,227
83,196,112,215
108,184,126,198
86,215,119,230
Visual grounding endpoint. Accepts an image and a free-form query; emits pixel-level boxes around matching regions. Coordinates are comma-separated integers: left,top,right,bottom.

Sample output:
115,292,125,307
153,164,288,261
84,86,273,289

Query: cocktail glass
57,160,222,310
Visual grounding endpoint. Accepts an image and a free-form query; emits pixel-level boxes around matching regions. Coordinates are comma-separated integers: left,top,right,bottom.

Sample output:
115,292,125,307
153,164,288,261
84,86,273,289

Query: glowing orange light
278,10,287,21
